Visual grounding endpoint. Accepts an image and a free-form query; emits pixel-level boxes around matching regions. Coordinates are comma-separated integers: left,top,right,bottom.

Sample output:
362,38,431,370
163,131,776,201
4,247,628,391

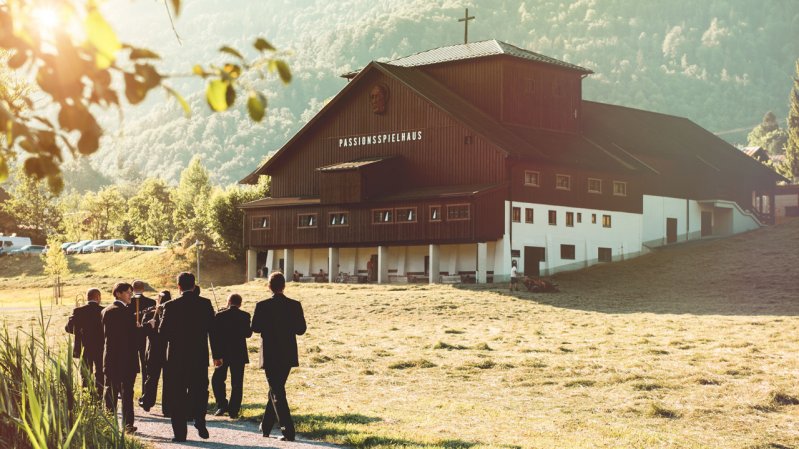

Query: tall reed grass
0,306,141,449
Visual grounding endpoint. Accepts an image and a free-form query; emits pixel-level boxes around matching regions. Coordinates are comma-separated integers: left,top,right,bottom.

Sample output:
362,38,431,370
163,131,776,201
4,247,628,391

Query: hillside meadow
0,219,797,449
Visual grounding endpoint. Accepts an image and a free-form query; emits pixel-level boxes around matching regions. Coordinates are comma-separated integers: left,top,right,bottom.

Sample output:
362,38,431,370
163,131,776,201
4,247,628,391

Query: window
598,247,612,262
577,213,582,223
372,209,393,224
525,208,534,224
566,212,574,227
588,178,602,194
560,244,576,260
298,214,317,228
447,204,470,221
396,207,417,223
548,210,557,225
592,214,597,224
429,205,442,222
613,181,627,196
602,215,612,228
512,207,521,223
252,215,271,230
511,249,521,258
524,170,540,187
555,174,571,191
329,212,349,227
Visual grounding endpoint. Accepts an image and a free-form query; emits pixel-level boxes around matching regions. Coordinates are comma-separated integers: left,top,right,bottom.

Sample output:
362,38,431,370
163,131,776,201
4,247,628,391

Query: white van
0,235,33,256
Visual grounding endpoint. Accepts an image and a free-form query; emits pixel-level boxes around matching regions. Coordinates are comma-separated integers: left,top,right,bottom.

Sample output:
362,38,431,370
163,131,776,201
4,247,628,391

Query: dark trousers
104,373,136,427
141,341,167,413
261,366,295,439
212,361,245,416
166,362,209,440
136,339,148,392
79,353,104,396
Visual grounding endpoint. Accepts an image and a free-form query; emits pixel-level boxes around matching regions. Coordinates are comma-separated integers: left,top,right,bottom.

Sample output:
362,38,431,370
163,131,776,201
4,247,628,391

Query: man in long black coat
65,288,104,395
131,280,156,393
102,282,140,433
251,272,306,441
139,290,172,414
159,272,217,442
211,293,252,418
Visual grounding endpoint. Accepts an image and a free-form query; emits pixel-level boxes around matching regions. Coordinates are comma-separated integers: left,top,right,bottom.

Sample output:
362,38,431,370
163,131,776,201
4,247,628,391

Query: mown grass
1,219,798,448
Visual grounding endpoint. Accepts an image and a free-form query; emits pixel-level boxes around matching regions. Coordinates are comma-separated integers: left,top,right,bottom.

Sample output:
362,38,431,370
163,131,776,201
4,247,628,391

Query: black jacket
251,294,306,370
101,301,140,379
65,301,104,360
212,306,252,365
159,291,216,368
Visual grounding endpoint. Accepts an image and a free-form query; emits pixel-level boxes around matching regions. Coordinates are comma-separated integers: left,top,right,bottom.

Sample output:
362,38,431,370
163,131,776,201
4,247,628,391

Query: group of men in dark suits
65,270,306,443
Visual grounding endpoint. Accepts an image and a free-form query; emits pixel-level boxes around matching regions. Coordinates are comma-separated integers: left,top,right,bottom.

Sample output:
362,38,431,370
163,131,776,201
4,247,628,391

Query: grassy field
1,220,798,448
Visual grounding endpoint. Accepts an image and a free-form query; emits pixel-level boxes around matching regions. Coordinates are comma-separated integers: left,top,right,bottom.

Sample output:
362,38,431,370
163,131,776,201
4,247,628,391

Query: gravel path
133,405,344,449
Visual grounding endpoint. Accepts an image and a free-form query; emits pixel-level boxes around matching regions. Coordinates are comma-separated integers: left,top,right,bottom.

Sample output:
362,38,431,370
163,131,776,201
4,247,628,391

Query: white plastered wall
642,195,702,247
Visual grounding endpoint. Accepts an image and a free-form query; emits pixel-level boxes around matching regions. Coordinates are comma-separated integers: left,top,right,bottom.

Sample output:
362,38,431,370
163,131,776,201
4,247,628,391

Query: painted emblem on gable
369,84,389,114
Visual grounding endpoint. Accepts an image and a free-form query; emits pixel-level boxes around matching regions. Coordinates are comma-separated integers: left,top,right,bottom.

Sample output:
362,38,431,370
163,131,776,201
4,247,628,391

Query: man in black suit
252,272,306,441
211,293,252,419
65,288,104,395
159,272,217,442
139,290,172,414
102,282,140,433
131,280,156,394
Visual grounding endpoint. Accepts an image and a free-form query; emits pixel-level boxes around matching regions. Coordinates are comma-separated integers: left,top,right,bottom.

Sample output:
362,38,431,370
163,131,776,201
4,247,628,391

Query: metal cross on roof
458,8,475,44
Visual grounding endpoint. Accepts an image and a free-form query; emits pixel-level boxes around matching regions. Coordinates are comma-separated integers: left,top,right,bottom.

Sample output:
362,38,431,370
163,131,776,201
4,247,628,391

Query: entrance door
424,256,429,275
666,218,678,244
524,246,546,277
701,211,713,237
368,254,378,282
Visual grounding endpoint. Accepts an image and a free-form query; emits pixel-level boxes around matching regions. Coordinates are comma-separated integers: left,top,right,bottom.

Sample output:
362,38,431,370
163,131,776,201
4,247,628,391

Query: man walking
65,288,104,395
159,272,216,442
252,272,306,441
211,293,252,419
102,282,139,433
131,280,156,394
140,290,172,415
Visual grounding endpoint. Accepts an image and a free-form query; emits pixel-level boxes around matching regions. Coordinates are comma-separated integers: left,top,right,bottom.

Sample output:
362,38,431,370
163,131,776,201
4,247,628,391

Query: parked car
0,235,33,256
65,240,92,255
8,245,46,256
93,239,132,253
60,242,75,253
80,240,106,254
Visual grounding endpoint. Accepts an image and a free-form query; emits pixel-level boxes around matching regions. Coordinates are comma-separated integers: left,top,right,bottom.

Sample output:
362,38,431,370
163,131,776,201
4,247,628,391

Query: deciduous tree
128,178,176,245
0,166,62,237
747,111,788,156
208,175,270,258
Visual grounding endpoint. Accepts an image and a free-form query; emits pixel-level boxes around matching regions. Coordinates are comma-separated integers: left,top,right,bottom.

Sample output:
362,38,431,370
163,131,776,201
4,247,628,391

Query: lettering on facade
338,131,423,148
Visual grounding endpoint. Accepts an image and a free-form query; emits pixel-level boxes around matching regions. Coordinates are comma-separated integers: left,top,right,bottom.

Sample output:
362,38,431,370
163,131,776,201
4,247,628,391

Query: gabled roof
581,101,787,182
342,39,592,79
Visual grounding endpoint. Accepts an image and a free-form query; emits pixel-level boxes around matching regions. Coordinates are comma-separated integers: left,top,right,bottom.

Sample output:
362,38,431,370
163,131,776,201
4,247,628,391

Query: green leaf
128,47,161,60
219,46,244,60
85,9,121,69
275,59,292,84
253,38,275,52
247,91,267,122
165,86,191,118
206,79,230,111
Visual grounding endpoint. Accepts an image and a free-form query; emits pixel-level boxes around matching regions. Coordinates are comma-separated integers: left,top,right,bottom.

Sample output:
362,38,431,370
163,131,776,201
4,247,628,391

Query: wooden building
240,40,783,283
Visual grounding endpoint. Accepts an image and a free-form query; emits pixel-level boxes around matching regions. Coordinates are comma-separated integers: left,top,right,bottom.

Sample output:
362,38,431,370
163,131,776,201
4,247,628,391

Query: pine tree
747,111,788,155
784,60,799,182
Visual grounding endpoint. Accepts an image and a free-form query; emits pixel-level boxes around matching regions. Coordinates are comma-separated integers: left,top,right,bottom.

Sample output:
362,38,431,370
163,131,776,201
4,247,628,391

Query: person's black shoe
213,407,227,416
123,425,137,434
171,437,186,442
259,423,269,437
196,425,209,439
279,436,295,441
229,412,238,419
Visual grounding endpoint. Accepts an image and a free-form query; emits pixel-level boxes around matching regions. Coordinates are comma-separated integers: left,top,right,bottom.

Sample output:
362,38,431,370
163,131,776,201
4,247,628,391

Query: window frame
565,211,574,227
252,215,271,230
613,181,628,197
447,204,471,221
297,213,318,229
525,208,534,224
429,205,442,223
512,206,521,223
587,178,602,194
548,210,557,226
602,214,612,228
524,170,540,187
328,211,349,227
395,207,418,224
555,174,571,191
372,208,394,225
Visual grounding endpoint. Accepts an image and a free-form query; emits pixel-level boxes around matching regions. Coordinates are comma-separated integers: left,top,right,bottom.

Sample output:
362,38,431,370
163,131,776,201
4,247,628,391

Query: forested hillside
82,0,798,187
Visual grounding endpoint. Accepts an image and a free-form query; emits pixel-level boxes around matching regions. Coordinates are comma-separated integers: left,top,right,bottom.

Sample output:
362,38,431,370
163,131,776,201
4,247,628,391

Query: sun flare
31,6,61,33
